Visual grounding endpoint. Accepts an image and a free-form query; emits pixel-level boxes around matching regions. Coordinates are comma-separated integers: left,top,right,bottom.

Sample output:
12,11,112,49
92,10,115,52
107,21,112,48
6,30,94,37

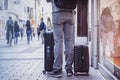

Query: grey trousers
52,11,74,71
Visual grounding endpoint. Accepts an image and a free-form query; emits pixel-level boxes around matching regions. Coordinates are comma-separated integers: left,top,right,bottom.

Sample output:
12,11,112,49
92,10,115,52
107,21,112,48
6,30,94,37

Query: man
6,16,14,45
46,0,76,77
39,18,46,44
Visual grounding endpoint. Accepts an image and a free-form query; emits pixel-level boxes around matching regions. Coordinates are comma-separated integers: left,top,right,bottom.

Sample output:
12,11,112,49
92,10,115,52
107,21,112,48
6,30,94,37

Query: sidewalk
0,37,105,80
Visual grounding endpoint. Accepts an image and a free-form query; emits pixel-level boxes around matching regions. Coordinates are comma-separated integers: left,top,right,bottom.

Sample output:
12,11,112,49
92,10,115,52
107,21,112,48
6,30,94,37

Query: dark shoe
47,70,62,78
66,69,73,76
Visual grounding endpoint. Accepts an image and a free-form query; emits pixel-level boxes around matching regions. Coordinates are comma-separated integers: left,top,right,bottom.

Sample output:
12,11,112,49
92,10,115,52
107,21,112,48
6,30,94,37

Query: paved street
0,36,105,80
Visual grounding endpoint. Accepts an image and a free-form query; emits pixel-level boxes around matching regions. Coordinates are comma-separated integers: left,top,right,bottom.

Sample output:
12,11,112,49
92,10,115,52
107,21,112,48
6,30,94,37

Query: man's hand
46,0,51,2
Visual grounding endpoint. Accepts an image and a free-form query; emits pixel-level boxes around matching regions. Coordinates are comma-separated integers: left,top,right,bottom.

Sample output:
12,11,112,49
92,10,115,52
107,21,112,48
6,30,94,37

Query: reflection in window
100,1,120,79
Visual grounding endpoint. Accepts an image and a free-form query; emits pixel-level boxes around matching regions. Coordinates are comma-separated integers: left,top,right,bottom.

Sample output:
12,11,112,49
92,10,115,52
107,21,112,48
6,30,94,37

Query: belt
54,10,73,13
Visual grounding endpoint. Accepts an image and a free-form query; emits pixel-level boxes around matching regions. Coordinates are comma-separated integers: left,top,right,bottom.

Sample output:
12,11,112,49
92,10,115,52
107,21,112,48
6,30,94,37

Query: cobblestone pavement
0,37,105,80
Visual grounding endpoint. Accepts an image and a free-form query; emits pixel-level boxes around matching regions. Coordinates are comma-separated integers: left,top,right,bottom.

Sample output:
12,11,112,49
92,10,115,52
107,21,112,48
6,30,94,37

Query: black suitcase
44,31,54,72
74,45,89,75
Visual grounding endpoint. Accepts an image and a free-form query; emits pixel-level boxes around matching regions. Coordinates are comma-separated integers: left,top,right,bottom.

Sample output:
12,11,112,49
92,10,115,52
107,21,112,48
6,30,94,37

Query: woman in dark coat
14,21,20,44
26,20,32,44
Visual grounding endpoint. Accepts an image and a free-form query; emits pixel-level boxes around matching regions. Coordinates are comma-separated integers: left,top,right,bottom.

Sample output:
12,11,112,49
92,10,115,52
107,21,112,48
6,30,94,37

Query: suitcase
74,45,89,75
44,31,54,73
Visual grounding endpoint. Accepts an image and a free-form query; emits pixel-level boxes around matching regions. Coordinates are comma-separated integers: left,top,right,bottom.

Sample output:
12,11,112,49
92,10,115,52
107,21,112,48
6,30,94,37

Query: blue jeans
6,29,14,43
14,32,19,44
26,30,31,44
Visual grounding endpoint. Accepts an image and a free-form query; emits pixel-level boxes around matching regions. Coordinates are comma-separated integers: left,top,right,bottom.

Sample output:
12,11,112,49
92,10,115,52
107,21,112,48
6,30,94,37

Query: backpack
54,0,78,9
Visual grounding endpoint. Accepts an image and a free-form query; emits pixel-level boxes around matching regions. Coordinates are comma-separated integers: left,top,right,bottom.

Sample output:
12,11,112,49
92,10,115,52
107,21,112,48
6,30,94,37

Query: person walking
46,17,53,30
37,26,40,40
20,25,24,41
14,21,20,44
26,20,32,45
6,16,14,46
46,0,77,77
39,18,46,44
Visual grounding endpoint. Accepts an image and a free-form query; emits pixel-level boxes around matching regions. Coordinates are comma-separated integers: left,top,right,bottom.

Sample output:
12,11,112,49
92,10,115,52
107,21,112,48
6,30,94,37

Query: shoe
47,70,62,78
66,69,73,76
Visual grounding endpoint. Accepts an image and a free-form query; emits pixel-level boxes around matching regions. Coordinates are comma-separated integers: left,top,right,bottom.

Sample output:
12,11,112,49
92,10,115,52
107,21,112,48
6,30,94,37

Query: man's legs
64,22,74,70
6,32,9,44
37,32,40,40
47,23,63,78
53,23,63,70
41,30,44,44
6,29,10,44
27,30,31,44
64,17,74,76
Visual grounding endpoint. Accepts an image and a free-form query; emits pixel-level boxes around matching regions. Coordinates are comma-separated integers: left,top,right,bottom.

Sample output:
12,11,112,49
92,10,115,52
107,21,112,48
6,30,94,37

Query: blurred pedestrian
20,25,24,41
38,18,46,44
14,21,20,44
37,25,40,40
46,17,53,30
5,16,14,46
26,20,32,45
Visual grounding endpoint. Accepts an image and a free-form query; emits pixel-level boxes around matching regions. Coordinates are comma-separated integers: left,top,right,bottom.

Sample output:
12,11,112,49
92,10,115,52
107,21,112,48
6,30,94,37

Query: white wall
39,0,52,24
7,0,35,20
0,10,7,38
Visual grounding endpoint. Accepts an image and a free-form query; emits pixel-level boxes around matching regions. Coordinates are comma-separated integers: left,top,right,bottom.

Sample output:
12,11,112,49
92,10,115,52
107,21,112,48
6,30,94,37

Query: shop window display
100,0,120,79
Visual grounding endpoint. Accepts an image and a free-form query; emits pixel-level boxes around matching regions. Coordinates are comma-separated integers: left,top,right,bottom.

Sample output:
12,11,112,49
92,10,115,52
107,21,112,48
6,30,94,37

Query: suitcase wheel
86,72,89,76
74,72,89,76
74,72,78,76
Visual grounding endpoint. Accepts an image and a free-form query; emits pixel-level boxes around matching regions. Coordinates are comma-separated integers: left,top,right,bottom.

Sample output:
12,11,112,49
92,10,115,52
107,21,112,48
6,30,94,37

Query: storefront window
99,0,120,79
